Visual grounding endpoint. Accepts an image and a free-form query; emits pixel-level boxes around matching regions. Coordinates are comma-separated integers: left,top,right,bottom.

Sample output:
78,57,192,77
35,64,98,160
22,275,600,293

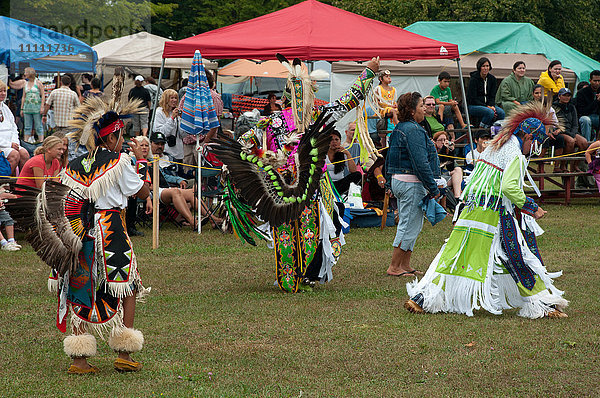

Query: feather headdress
491,101,562,150
277,53,315,133
68,68,144,152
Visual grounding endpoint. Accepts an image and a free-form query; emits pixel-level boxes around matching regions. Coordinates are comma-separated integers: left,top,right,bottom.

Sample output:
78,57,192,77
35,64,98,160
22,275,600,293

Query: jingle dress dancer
405,103,568,318
4,70,152,373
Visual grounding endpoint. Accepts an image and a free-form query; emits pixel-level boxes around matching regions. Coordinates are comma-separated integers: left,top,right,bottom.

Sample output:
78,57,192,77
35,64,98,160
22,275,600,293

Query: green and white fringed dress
407,136,568,318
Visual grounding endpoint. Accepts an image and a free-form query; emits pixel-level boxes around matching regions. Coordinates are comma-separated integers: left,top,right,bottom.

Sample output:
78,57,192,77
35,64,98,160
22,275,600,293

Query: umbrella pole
152,155,160,249
456,58,475,159
150,58,166,134
197,134,202,234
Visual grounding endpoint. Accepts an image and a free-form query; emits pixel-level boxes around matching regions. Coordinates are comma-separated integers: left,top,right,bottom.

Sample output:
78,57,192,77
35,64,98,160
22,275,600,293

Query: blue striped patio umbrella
180,50,219,135
180,50,220,233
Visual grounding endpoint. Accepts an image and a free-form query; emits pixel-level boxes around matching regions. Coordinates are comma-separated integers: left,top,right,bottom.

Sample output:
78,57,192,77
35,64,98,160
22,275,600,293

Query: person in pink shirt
16,135,64,188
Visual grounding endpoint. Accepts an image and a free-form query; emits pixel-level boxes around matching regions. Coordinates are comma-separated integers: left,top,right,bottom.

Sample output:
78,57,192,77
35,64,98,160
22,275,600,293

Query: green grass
1,201,599,397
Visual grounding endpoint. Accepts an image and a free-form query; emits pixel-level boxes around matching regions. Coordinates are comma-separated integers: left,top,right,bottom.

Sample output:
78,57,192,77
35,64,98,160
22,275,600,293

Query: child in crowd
374,70,399,126
585,140,600,192
430,71,467,133
0,185,21,251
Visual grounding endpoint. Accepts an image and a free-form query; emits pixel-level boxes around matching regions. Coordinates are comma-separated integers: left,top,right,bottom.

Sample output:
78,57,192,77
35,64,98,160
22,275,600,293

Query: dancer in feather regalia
405,102,569,318
210,55,381,293
3,69,152,374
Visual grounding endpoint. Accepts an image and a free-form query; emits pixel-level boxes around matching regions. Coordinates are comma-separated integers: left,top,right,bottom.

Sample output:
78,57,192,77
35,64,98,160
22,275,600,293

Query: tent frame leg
149,58,166,134
455,58,475,159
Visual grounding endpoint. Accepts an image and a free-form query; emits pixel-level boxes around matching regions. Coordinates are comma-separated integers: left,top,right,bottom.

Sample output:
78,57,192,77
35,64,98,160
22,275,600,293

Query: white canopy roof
93,32,217,70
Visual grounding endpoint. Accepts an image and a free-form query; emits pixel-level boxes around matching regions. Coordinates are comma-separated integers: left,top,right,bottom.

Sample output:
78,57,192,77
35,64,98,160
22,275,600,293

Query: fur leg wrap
108,327,144,353
64,333,97,358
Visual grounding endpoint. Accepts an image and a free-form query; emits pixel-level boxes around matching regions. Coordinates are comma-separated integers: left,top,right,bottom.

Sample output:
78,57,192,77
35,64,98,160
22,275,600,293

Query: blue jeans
467,105,505,127
391,179,426,251
578,114,599,142
23,112,43,137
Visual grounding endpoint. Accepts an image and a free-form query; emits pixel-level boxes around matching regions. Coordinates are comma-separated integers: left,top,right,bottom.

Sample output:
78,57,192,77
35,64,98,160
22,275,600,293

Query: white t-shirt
94,153,144,210
0,103,19,150
466,148,482,165
325,155,346,182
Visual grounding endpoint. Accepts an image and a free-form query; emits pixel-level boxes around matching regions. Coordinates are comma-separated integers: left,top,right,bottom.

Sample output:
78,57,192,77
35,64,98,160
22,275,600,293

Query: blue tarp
0,16,97,73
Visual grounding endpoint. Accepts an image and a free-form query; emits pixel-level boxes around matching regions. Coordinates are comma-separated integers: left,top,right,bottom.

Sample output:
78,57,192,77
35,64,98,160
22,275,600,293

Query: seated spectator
16,135,64,188
577,81,589,92
262,93,282,116
553,88,589,172
465,129,492,170
433,131,463,199
326,130,362,196
576,69,600,142
0,80,30,175
422,95,445,137
0,185,21,251
585,140,600,192
149,132,221,229
537,60,565,102
154,89,183,168
495,61,535,115
467,57,505,128
374,70,399,125
430,71,467,132
82,77,103,99
363,148,387,202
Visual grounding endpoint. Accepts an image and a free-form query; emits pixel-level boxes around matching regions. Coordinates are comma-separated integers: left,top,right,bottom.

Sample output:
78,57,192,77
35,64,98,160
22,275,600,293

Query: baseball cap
135,75,144,82
557,87,571,96
150,131,167,143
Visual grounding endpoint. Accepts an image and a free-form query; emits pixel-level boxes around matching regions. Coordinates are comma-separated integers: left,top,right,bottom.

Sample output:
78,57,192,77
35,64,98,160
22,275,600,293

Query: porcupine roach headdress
68,68,144,152
491,100,562,151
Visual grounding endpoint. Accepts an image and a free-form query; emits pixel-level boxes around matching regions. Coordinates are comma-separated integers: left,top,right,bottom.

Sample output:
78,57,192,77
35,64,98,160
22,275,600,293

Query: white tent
93,32,217,70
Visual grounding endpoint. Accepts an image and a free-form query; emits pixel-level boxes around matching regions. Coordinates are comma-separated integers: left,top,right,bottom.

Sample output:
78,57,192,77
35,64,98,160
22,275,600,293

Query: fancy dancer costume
211,55,380,293
405,102,568,318
4,70,150,371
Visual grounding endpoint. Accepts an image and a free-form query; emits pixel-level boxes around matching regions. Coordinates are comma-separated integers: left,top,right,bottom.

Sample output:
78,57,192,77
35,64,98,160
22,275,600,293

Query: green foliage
9,0,153,45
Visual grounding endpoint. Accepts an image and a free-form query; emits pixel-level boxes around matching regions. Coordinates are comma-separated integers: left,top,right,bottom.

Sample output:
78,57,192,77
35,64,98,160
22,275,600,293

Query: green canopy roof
405,22,600,82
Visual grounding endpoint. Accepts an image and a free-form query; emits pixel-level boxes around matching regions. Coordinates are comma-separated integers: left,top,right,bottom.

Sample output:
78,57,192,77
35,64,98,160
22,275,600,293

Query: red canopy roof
163,0,459,61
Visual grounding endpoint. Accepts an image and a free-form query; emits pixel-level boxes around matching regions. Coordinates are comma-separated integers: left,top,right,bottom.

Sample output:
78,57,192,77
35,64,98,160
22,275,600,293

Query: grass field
1,200,599,397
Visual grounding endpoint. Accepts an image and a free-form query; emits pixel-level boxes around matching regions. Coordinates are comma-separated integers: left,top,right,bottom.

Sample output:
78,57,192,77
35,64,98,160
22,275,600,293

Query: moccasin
114,358,143,372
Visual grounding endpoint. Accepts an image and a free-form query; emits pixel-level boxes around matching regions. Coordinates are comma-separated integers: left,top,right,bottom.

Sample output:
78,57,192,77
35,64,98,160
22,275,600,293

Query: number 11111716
18,43,75,52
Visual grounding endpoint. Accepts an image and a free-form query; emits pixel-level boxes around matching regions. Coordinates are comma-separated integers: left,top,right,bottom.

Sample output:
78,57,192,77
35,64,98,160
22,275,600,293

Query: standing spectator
128,75,151,136
262,93,282,116
82,77,103,99
206,70,223,120
537,60,565,101
178,78,188,101
430,71,467,131
144,76,163,115
467,57,505,128
64,73,83,103
20,67,46,143
81,73,93,93
16,135,64,188
154,89,183,165
385,92,440,277
495,61,535,115
8,74,25,131
553,88,589,172
575,69,600,142
374,70,399,126
0,80,30,175
43,74,79,136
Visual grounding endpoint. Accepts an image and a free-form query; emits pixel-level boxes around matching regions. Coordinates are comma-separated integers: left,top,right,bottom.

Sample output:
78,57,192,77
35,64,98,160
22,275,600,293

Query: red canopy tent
162,0,458,61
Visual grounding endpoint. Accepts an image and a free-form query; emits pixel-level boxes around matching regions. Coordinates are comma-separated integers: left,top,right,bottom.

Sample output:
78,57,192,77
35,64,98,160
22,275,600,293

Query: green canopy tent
405,21,600,83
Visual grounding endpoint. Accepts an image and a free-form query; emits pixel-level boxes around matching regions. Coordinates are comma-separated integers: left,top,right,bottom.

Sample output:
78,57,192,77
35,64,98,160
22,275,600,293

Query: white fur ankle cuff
64,333,97,358
108,327,144,353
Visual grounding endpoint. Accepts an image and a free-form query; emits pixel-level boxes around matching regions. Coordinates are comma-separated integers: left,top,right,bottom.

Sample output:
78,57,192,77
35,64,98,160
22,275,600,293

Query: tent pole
456,58,475,157
150,58,166,134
